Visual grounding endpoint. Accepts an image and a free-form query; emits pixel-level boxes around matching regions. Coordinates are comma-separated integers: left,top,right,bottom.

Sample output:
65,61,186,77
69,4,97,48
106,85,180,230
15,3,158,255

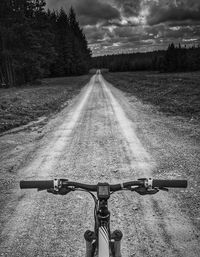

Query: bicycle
20,178,187,257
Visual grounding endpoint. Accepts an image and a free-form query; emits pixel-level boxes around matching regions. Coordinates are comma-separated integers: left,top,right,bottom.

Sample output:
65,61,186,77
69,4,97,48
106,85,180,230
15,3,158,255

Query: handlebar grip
20,180,54,189
152,179,187,188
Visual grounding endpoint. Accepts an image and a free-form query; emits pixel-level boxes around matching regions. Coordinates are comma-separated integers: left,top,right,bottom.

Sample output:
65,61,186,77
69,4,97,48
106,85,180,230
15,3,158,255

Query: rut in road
0,73,199,257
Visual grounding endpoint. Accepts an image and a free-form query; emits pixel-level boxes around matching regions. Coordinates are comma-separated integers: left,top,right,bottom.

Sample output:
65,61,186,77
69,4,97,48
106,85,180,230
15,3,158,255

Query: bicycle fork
84,229,123,257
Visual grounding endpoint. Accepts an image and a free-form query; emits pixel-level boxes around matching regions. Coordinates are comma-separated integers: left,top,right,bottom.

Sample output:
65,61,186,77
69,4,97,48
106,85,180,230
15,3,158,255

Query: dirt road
0,72,199,256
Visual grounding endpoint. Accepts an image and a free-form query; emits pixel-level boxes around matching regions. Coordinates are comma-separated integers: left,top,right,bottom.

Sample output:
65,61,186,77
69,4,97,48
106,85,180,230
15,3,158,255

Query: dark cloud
112,26,140,39
83,27,104,44
113,0,141,17
46,0,68,10
84,26,116,44
77,0,120,26
101,18,141,28
46,0,200,55
46,0,120,25
76,0,120,20
147,0,200,25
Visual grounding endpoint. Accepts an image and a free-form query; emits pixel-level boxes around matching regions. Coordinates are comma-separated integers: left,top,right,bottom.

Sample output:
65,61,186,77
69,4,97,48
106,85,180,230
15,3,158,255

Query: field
104,71,200,121
0,75,90,133
1,71,199,135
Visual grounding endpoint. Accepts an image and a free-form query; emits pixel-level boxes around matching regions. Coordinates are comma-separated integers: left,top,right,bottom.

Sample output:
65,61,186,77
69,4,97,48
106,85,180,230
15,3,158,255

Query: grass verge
0,75,90,133
104,71,200,120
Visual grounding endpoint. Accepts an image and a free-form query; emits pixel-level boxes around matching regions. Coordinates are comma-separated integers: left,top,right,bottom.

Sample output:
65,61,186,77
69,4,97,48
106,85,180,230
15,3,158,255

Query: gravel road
0,72,199,257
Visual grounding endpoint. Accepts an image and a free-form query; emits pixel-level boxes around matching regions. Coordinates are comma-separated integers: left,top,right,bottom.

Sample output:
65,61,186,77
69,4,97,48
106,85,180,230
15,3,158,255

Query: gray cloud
46,0,200,55
146,0,200,25
113,0,141,17
46,0,120,25
46,0,68,10
84,26,116,44
77,0,120,26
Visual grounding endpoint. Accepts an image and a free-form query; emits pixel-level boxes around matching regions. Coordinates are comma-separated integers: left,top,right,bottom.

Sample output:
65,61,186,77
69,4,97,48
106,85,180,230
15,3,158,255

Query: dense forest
92,44,200,73
0,0,91,87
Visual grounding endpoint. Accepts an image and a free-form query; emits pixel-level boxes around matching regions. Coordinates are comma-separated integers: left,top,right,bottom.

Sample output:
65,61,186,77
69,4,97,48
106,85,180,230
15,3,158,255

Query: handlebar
20,178,187,192
20,180,143,191
152,179,187,188
20,180,54,189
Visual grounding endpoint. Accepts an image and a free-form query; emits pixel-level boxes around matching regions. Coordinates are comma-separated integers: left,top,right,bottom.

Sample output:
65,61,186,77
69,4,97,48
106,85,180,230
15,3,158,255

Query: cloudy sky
46,0,200,56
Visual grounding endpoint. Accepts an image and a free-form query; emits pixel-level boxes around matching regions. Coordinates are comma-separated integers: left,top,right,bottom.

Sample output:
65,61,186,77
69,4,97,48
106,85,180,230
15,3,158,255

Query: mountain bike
20,178,187,257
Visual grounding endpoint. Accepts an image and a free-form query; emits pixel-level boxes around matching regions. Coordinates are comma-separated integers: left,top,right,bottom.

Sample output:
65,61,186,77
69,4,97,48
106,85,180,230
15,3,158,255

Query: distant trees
162,43,200,72
0,1,91,87
92,44,200,73
92,51,165,72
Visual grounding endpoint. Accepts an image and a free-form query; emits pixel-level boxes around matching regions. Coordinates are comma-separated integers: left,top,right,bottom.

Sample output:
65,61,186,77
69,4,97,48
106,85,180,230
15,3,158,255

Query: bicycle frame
97,199,110,257
84,197,123,257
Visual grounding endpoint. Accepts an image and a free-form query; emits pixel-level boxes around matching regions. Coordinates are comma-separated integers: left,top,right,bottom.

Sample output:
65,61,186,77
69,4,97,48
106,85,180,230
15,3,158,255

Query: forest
1,1,200,88
92,43,200,73
0,0,91,87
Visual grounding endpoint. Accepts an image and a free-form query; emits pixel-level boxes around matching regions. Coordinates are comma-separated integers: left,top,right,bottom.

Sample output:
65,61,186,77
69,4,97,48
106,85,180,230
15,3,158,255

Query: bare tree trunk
0,28,15,87
6,54,15,87
1,41,15,87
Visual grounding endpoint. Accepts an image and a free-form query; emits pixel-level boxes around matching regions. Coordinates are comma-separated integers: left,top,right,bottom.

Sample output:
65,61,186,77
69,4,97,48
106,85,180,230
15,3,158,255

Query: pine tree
68,7,91,75
0,2,91,86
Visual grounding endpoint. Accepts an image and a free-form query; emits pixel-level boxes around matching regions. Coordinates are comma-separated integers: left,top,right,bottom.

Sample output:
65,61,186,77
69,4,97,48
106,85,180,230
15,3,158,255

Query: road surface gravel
0,73,199,257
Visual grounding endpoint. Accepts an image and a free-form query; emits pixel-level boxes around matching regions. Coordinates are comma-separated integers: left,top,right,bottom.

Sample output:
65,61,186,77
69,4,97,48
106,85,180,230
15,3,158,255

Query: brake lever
159,187,169,192
132,186,159,195
37,188,46,192
47,187,72,195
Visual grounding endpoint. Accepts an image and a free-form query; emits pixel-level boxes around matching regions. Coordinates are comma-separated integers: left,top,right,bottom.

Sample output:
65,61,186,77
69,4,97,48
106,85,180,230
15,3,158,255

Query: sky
46,0,200,56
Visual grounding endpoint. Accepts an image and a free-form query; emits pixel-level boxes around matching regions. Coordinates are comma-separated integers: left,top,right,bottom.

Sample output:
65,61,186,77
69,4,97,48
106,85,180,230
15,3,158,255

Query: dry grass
104,71,200,120
0,75,90,133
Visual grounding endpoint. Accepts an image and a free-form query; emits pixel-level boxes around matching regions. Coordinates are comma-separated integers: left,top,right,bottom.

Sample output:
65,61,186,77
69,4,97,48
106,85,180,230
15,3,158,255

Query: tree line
0,0,91,87
92,44,200,73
